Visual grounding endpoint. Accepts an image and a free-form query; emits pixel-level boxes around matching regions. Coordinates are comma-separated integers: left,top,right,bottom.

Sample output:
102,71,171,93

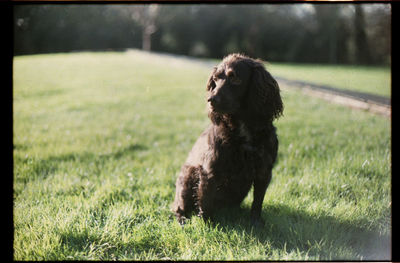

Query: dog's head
206,53,283,123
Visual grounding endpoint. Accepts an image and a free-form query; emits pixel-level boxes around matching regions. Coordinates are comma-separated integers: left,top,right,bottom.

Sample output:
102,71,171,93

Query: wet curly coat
172,53,283,226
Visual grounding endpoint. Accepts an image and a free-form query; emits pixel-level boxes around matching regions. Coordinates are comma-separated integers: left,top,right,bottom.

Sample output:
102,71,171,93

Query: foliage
14,4,391,65
13,51,391,260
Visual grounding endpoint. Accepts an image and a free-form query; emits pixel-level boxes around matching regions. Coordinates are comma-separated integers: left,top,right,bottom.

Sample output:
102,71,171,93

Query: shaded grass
13,50,391,260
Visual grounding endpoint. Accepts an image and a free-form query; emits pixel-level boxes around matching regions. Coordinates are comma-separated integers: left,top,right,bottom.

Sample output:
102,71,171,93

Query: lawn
13,50,391,260
267,62,391,97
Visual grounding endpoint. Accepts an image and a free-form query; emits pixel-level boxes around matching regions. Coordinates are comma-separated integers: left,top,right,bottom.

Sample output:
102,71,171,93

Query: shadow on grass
211,204,390,260
59,230,120,260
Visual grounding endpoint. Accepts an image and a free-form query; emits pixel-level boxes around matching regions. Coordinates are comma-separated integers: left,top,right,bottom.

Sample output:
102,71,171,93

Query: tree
354,5,372,64
129,4,160,51
14,4,390,65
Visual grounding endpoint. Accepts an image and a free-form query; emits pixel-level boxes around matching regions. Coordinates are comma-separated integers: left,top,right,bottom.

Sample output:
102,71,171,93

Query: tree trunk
142,30,151,51
354,5,371,64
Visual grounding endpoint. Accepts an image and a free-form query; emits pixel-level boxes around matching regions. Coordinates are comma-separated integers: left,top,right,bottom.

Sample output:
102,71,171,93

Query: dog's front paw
173,208,188,226
176,215,187,226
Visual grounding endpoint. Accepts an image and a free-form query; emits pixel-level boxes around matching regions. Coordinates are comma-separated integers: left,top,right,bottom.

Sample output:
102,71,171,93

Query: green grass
13,50,391,260
267,62,391,97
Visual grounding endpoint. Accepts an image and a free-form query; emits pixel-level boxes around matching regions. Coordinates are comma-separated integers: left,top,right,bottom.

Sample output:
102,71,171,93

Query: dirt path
276,77,391,117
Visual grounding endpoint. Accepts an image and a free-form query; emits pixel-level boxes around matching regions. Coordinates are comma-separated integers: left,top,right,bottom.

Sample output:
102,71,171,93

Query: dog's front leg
250,170,272,227
197,172,217,221
172,165,200,224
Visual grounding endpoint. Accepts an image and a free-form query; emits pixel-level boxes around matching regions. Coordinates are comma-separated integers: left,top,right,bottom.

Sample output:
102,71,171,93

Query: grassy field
13,50,391,260
268,62,391,97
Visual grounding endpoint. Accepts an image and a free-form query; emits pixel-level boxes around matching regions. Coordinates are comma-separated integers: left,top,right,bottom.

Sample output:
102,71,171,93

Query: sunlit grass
268,62,391,97
13,50,391,260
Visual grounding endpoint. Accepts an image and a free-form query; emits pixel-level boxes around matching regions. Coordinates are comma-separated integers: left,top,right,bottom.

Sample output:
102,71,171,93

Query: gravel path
275,77,391,117
275,77,390,106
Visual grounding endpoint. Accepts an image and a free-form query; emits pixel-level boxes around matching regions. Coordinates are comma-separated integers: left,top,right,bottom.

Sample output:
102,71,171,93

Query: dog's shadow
210,204,390,260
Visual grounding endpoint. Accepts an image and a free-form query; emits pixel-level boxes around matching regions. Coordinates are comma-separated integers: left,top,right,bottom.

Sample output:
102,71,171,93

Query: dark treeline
14,4,390,65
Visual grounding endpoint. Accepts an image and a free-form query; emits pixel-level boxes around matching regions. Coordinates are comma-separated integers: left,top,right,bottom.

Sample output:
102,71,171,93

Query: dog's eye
226,71,241,85
212,76,218,82
230,76,242,85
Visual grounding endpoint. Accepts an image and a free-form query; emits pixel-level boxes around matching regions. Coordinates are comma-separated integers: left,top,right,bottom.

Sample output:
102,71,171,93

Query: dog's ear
247,60,283,121
206,67,217,91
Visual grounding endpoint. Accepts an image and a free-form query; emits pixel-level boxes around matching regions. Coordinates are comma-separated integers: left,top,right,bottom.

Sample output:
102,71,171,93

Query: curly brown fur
172,53,283,226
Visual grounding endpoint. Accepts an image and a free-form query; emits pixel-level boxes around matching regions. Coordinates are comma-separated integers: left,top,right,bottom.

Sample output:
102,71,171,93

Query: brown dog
172,53,283,226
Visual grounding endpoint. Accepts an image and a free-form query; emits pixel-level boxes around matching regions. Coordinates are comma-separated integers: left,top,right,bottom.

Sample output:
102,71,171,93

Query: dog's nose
208,95,220,105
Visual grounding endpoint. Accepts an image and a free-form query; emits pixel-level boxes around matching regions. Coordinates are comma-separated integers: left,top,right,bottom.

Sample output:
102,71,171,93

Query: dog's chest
238,123,257,152
213,130,262,178
212,142,259,192
239,123,252,144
